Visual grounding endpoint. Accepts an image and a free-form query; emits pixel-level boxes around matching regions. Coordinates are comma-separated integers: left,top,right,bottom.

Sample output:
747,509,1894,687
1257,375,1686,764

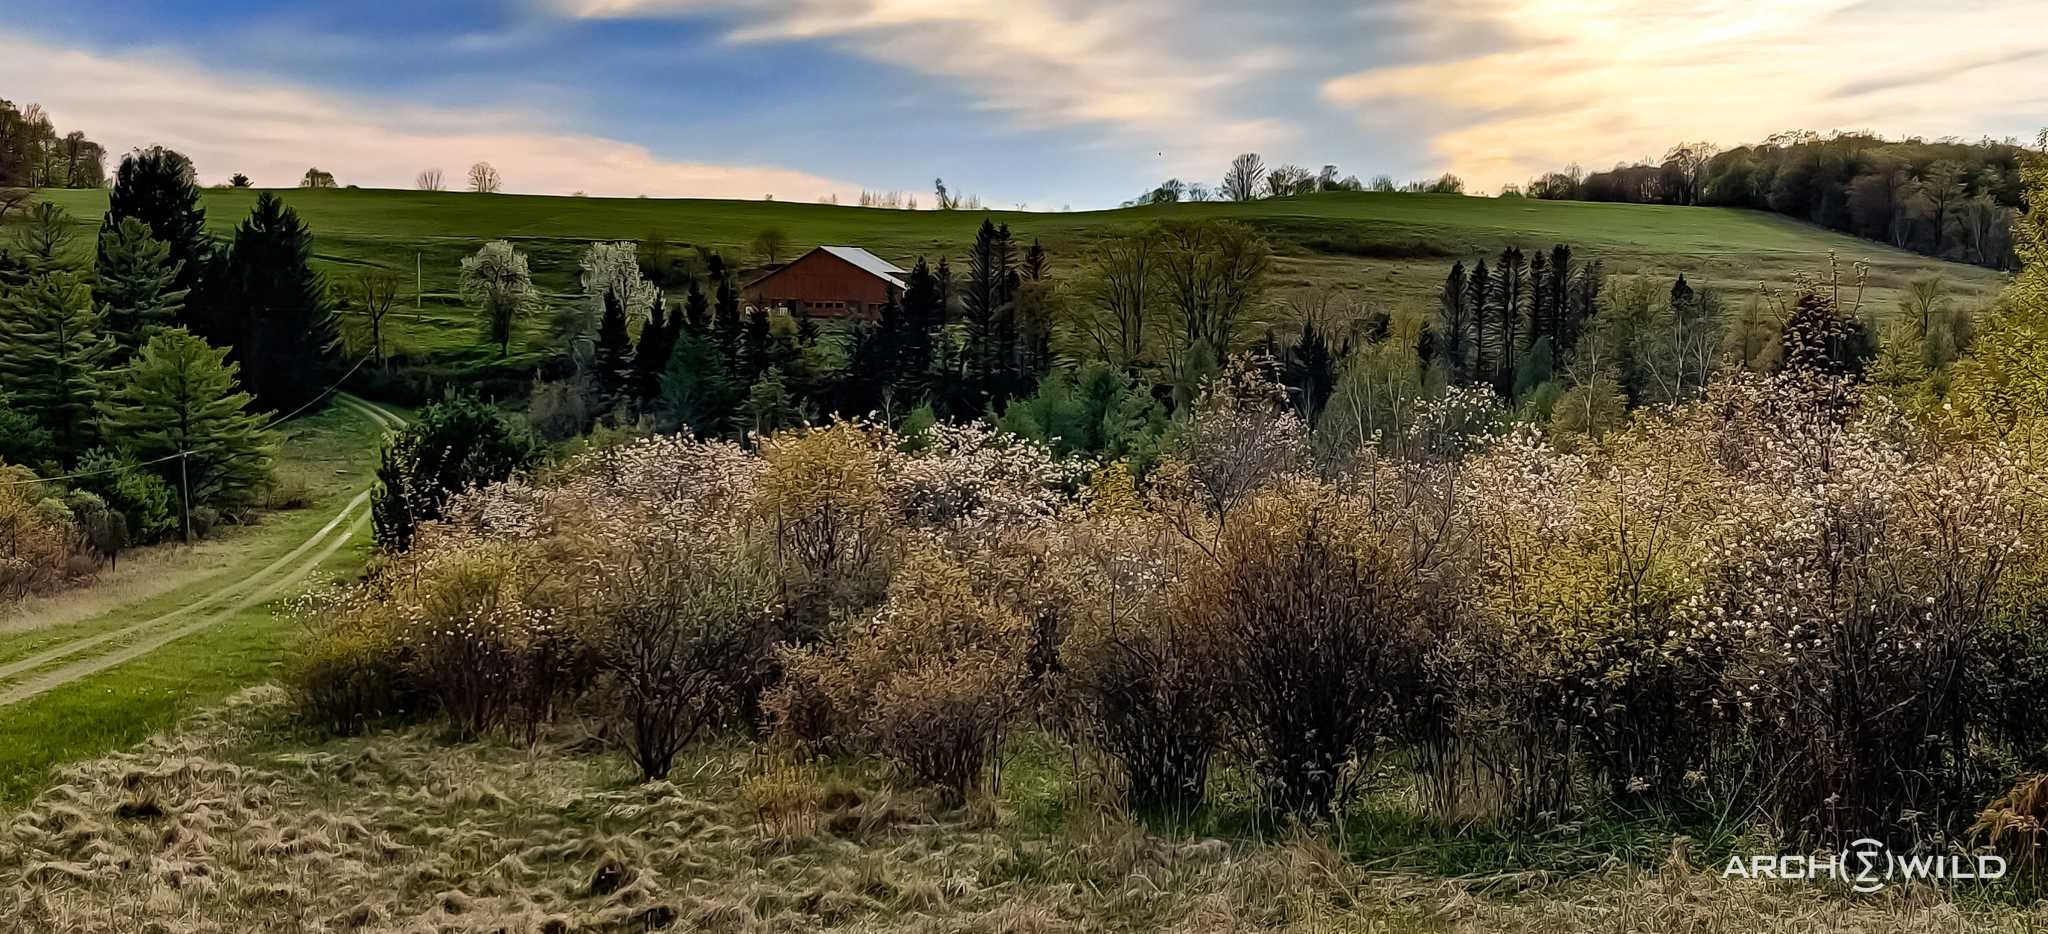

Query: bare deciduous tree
467,161,501,194
1222,152,1265,202
416,168,445,191
352,267,402,365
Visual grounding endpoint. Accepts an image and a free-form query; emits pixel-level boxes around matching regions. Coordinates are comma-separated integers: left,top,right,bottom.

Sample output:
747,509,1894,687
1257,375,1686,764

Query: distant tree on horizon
1223,153,1266,202
467,162,501,194
416,168,444,191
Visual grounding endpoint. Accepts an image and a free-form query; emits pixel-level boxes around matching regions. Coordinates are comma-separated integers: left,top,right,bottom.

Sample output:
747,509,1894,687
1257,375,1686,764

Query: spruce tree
1281,320,1337,425
213,193,338,414
657,326,736,436
98,328,277,519
95,216,187,362
1023,238,1048,281
630,295,681,406
1436,261,1468,381
592,288,634,407
1548,244,1575,352
1492,247,1529,396
1466,258,1492,387
0,390,53,467
101,148,212,324
0,273,112,458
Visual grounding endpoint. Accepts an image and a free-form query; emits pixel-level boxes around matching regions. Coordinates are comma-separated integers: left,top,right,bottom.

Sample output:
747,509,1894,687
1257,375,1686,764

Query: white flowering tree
457,240,539,357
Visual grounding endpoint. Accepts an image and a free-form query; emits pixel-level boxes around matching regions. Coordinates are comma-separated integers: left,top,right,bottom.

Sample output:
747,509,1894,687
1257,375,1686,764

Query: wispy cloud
558,0,1313,177
0,34,853,199
1324,0,2048,191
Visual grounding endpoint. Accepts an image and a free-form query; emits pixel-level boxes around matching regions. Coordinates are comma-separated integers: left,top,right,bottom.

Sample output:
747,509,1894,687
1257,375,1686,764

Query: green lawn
0,401,384,803
34,188,2006,362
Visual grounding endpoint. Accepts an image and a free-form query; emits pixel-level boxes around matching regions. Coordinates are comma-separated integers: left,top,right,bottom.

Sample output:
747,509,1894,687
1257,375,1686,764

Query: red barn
744,246,906,320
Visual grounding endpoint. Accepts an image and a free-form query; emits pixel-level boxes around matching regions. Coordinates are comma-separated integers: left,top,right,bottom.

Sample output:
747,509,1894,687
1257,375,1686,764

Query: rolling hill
34,187,2007,363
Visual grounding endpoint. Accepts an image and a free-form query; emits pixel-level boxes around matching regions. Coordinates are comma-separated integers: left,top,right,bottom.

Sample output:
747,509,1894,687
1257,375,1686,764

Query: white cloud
0,35,853,199
1324,0,2048,191
561,0,1298,176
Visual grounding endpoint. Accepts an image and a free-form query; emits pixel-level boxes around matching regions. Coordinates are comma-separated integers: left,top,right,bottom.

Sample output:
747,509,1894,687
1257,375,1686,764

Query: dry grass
2,688,2044,933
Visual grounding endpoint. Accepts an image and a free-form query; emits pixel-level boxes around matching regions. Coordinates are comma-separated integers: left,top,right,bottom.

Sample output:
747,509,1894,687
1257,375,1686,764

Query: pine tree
1436,261,1469,381
895,258,944,403
1548,244,1575,352
98,328,277,521
212,193,338,413
630,294,681,406
657,326,736,436
1466,258,1492,387
101,147,212,329
1492,246,1529,396
95,216,187,362
0,390,54,467
0,273,113,458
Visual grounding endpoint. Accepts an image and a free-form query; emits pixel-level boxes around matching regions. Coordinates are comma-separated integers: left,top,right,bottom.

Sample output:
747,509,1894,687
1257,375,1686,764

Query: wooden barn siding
748,251,899,318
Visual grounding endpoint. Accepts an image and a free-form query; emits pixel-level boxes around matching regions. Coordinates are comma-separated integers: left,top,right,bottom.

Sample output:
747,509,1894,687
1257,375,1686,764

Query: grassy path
0,394,404,801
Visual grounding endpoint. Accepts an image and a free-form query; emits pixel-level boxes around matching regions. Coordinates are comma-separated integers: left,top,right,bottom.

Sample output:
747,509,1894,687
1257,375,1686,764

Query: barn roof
816,246,908,289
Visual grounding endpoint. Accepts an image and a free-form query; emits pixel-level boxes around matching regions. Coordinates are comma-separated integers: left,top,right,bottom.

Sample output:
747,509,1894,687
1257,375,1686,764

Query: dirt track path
0,394,404,710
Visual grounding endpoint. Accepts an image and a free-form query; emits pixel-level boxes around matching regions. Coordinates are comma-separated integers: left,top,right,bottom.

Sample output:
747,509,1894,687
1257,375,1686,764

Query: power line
2,354,374,488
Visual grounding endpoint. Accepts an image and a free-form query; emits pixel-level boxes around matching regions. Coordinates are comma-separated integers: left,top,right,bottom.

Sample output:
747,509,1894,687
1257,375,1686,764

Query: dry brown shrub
776,546,1031,804
1975,772,2048,878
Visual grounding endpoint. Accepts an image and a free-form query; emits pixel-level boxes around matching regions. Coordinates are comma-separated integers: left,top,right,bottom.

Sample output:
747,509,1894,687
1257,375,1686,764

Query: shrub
1058,516,1227,812
372,395,539,552
596,538,772,780
778,548,1031,804
1202,487,1425,817
755,422,896,636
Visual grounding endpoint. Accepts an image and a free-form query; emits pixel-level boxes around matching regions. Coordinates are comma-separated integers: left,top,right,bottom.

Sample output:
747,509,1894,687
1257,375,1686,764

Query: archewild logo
1722,838,2007,893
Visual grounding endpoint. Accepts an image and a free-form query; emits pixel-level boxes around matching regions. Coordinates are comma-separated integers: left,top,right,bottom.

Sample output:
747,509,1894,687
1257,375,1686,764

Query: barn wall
747,251,900,318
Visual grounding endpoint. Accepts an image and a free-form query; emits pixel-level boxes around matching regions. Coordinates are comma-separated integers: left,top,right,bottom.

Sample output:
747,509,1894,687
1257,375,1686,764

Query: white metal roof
818,246,908,289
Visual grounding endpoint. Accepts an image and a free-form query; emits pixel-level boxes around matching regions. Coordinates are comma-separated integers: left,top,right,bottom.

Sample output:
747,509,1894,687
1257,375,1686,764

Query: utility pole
416,253,423,310
179,449,192,545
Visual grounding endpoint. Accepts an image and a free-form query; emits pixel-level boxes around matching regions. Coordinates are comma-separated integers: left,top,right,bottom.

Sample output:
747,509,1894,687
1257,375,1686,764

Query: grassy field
34,187,2007,364
1,688,2038,933
0,401,387,804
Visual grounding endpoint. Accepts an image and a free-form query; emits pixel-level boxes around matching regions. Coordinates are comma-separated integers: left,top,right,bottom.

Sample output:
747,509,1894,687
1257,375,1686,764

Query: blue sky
4,0,2045,208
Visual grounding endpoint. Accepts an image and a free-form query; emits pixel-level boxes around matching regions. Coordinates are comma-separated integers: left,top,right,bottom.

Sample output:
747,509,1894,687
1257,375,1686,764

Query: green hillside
34,187,2006,362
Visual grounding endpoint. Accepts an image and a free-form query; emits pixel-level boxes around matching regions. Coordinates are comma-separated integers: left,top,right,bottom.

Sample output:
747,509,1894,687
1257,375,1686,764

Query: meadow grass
4,691,2043,934
34,187,2006,363
0,402,384,804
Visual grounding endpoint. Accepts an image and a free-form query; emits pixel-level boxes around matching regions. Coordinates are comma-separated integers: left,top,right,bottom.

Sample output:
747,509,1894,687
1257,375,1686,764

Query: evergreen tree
1491,246,1529,396
592,288,634,407
1023,238,1048,281
739,308,772,387
212,193,338,413
98,328,277,522
740,367,798,437
1436,261,1469,381
712,271,742,361
0,390,53,467
630,295,681,406
9,201,83,278
963,220,1020,406
0,273,112,458
681,280,710,330
1281,320,1338,425
1465,258,1492,387
73,447,176,545
1548,244,1575,352
371,396,536,552
95,216,187,362
1529,248,1551,360
101,147,212,324
657,326,736,436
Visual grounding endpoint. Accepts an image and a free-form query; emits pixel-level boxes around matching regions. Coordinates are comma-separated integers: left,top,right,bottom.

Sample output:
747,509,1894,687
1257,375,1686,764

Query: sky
3,0,2046,209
